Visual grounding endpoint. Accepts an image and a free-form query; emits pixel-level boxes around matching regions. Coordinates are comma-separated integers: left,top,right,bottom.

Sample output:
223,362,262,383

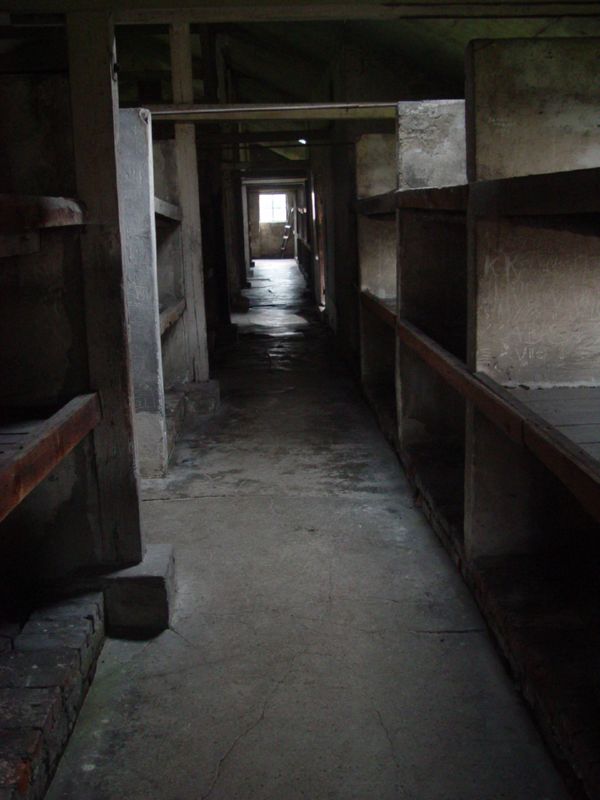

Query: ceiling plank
114,4,600,24
148,101,397,121
5,3,599,21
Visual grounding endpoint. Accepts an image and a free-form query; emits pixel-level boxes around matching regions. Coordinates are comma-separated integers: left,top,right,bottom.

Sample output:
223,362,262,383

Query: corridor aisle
47,260,569,800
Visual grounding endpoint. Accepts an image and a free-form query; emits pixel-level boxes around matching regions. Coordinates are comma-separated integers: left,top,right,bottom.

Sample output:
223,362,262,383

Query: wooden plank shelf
0,393,101,524
397,317,600,525
471,167,600,219
154,196,183,223
0,194,85,234
160,298,186,336
361,290,396,329
356,185,468,217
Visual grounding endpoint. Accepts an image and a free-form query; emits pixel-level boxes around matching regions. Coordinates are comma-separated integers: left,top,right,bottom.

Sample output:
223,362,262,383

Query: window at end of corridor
259,193,287,223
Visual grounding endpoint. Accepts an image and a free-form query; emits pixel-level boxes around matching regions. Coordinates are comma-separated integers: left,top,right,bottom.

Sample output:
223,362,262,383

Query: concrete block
103,543,175,638
397,100,466,189
355,134,397,197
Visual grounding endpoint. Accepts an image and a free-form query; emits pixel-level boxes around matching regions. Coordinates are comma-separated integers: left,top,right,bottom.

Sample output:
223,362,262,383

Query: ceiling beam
148,101,397,121
116,4,600,24
4,3,599,21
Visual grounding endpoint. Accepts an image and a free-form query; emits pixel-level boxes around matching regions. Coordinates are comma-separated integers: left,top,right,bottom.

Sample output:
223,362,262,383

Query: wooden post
118,108,169,478
67,11,143,566
170,22,210,382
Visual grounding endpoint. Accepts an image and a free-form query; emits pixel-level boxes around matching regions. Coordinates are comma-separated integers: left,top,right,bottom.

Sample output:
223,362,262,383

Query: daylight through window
259,193,287,223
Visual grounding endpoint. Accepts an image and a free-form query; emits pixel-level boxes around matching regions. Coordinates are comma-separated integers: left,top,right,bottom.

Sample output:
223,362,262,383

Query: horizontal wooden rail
471,167,600,218
361,290,396,330
148,101,397,123
397,317,600,524
0,393,101,523
356,184,468,217
0,194,85,233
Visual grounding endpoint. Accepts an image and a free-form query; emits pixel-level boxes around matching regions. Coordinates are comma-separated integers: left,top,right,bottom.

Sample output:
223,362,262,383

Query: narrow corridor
47,260,568,800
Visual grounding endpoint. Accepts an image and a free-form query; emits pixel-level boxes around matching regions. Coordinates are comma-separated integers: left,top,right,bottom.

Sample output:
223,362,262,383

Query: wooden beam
471,167,600,217
397,317,523,442
67,10,143,565
397,317,600,525
356,185,468,216
154,195,183,222
148,102,397,122
112,4,600,24
170,21,210,381
0,194,84,233
160,298,186,336
361,290,396,330
0,394,101,524
5,2,599,20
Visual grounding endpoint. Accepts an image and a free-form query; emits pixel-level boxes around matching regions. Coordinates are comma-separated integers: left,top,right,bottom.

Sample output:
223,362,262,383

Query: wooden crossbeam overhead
4,2,597,20
149,102,397,122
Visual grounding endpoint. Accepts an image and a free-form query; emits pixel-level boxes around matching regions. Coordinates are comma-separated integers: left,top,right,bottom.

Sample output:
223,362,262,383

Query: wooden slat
397,317,600,525
0,194,85,233
523,422,600,523
357,185,468,217
68,11,143,564
361,290,396,330
154,196,183,222
170,21,210,383
0,394,101,524
160,298,186,336
471,167,600,218
397,318,523,442
113,4,600,24
355,191,396,216
556,424,600,445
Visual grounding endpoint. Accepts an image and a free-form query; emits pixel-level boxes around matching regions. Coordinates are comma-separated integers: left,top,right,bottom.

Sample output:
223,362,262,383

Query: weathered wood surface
170,22,210,382
471,168,600,218
119,108,169,480
397,317,600,524
510,386,600,458
0,394,101,523
154,196,183,223
68,11,143,564
0,194,84,233
149,101,397,122
160,299,186,336
357,186,468,217
112,3,600,24
361,290,396,330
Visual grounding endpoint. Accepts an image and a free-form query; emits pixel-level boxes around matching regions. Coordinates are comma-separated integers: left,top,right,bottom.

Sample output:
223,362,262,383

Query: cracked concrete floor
47,260,569,800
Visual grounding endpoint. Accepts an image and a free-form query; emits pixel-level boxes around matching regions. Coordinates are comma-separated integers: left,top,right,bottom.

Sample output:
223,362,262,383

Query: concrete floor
47,260,569,800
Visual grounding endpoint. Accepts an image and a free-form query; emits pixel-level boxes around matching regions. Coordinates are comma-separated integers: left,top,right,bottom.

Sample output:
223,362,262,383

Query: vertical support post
241,183,251,278
118,108,169,478
170,22,210,382
67,11,142,565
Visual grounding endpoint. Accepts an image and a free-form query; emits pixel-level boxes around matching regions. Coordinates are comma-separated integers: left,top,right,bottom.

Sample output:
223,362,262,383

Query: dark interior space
2,3,600,799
